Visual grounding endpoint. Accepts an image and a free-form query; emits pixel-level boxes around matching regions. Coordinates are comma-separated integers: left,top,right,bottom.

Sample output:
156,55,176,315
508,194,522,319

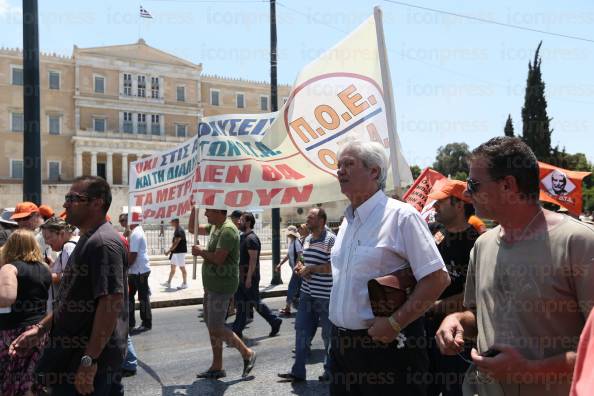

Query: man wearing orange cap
38,205,55,221
425,180,480,396
11,202,53,265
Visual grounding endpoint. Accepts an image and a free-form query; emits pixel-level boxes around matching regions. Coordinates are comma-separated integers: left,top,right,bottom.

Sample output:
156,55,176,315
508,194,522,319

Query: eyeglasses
64,193,92,203
466,178,481,194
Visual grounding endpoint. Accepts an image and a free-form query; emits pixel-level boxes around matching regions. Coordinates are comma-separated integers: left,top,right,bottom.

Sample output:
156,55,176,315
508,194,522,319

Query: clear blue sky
1,0,593,168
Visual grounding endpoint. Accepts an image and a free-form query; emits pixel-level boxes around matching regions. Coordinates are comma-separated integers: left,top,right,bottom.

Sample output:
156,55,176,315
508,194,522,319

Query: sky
1,0,593,168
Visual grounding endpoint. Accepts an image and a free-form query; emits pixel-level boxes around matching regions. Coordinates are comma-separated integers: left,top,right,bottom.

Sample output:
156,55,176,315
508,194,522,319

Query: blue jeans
286,272,302,306
122,335,137,371
291,291,331,379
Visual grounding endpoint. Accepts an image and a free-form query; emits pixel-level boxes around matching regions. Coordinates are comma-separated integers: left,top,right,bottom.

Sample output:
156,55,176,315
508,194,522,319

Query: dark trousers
128,271,152,328
47,369,123,396
232,277,278,336
329,319,429,396
425,314,471,396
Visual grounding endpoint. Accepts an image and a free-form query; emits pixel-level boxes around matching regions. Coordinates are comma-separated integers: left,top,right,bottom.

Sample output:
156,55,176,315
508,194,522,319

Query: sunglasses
466,178,481,194
64,193,92,203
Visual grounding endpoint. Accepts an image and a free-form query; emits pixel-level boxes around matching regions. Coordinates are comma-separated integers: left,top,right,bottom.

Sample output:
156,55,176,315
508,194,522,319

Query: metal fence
140,220,343,256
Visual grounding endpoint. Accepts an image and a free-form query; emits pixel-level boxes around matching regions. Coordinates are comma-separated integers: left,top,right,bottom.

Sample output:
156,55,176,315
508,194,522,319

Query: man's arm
428,292,464,316
83,293,123,359
166,237,181,255
187,208,210,235
435,309,477,355
197,248,229,266
127,252,137,268
298,262,331,277
246,249,258,281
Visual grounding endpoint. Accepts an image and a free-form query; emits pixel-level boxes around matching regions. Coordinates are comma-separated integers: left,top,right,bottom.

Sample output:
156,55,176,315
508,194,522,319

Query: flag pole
374,6,401,191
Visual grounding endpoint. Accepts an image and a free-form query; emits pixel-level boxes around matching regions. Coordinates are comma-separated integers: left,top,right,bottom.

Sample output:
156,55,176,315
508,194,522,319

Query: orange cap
10,202,40,219
59,210,67,219
428,180,471,203
38,204,55,220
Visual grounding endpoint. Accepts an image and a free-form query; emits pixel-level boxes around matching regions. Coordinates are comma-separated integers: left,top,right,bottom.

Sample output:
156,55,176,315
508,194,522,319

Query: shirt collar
344,189,386,223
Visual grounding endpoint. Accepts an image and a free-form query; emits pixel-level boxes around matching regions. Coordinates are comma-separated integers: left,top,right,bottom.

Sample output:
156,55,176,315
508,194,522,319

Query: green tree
410,165,422,180
504,114,514,137
433,143,470,178
522,41,553,161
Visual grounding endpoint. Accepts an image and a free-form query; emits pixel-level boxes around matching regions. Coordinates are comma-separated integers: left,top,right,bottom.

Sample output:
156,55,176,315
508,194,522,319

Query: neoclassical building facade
0,39,316,220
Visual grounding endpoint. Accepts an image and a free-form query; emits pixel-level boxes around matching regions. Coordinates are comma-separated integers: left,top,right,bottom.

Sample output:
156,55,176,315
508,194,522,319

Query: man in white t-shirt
125,210,152,332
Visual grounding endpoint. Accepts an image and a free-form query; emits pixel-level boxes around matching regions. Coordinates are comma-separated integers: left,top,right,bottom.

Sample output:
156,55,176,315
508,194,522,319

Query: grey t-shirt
36,222,128,376
463,217,594,396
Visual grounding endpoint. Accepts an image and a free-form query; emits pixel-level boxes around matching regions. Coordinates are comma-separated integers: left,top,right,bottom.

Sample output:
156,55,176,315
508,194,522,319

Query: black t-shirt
36,222,128,376
239,231,261,280
0,228,13,247
429,222,480,300
0,260,51,331
172,226,187,254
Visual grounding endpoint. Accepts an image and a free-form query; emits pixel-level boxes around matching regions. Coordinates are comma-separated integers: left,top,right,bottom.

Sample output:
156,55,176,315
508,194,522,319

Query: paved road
123,297,330,396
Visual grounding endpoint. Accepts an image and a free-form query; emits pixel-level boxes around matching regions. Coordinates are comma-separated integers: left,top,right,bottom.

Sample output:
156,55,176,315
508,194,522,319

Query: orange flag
403,168,446,212
538,161,591,215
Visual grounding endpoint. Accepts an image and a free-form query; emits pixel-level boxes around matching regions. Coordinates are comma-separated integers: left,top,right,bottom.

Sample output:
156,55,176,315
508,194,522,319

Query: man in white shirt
126,209,152,332
328,140,451,395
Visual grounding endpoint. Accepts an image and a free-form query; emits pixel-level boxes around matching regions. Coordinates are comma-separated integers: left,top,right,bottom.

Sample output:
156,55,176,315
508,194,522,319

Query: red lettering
276,164,305,180
156,189,168,203
262,165,283,181
280,184,314,204
224,190,253,207
196,189,224,205
134,194,144,206
204,165,225,182
226,165,251,183
155,207,166,219
256,188,283,206
144,193,153,205
166,204,177,218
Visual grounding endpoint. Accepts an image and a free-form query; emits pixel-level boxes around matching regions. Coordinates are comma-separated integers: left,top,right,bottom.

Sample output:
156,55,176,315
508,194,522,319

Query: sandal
196,369,227,379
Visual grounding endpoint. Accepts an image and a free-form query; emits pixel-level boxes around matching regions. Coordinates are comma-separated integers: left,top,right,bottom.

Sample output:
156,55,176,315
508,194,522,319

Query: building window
48,115,61,135
137,75,146,97
11,112,24,132
97,163,106,180
151,114,161,135
11,66,23,86
48,161,60,181
94,75,105,93
236,93,245,109
123,73,132,96
137,114,147,134
177,86,186,102
175,124,187,137
10,160,23,179
210,89,220,106
260,95,269,111
49,71,60,90
151,77,160,99
123,112,133,133
93,118,106,132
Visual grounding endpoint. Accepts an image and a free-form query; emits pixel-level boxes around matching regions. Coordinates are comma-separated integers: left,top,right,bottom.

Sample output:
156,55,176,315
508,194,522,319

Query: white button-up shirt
329,190,446,330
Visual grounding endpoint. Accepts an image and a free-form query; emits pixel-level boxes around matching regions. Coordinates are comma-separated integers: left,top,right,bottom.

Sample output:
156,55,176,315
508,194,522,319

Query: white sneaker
177,283,188,290
161,281,171,288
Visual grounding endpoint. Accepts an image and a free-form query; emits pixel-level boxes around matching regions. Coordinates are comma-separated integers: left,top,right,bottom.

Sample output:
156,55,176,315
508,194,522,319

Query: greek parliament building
0,39,339,222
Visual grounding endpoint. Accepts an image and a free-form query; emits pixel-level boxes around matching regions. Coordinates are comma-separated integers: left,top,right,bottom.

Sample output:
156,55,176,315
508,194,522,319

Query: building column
75,150,83,177
106,151,113,185
90,151,97,176
122,153,129,186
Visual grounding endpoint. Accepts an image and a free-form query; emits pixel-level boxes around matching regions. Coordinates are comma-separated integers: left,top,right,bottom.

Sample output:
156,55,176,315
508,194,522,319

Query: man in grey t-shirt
436,137,594,396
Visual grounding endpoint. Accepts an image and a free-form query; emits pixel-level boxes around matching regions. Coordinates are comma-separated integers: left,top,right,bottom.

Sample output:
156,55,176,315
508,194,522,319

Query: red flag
402,168,446,213
538,161,591,215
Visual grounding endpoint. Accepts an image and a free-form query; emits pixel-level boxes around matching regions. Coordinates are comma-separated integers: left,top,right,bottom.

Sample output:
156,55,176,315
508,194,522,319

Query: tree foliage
521,42,553,161
504,114,514,137
410,165,422,180
432,143,470,178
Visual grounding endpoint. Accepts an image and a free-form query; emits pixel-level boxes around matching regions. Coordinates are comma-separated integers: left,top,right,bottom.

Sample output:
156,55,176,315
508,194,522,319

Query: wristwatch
80,355,98,367
387,316,402,335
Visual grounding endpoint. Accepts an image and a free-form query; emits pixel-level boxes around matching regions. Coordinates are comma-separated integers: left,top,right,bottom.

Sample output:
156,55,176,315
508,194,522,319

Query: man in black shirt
9,176,128,395
231,212,282,339
426,180,480,396
164,218,188,289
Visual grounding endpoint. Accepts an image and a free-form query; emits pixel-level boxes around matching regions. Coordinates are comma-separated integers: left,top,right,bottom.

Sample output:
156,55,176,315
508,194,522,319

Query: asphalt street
123,297,330,396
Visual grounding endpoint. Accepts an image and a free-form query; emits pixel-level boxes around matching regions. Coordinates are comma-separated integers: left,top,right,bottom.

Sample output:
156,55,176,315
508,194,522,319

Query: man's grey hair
337,140,388,190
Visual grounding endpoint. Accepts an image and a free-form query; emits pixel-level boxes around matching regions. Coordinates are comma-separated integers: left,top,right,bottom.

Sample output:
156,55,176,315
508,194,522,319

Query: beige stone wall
164,78,198,106
79,107,119,132
78,66,120,98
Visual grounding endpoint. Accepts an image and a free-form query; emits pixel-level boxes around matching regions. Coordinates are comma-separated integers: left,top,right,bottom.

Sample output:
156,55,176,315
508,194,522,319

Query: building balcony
75,129,189,143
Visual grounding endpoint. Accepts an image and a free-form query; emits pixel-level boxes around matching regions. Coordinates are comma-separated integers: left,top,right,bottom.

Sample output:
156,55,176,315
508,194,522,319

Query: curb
145,288,288,309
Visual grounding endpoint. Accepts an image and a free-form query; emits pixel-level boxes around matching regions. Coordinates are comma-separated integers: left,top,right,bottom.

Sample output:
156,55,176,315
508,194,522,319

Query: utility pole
22,0,42,204
270,0,282,285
